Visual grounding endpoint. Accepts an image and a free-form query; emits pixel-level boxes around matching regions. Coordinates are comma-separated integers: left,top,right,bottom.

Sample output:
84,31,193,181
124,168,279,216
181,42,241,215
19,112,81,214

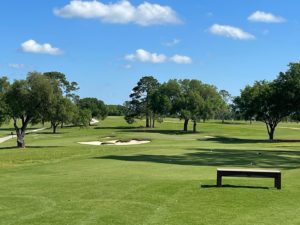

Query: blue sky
1,0,300,104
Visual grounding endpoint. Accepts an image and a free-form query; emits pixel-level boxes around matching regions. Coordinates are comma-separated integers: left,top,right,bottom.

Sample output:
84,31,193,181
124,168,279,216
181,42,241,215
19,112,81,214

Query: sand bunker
78,140,150,146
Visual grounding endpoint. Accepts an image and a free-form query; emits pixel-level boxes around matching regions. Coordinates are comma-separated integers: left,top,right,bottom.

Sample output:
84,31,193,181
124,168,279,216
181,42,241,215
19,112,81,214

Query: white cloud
209,24,255,40
125,49,192,64
125,49,167,63
248,11,285,23
170,54,192,64
163,39,180,47
54,0,181,26
21,40,62,55
8,63,25,69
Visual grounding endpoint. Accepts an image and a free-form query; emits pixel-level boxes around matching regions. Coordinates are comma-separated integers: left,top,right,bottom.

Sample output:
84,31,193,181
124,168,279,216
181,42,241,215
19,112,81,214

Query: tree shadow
210,121,249,125
97,148,300,169
94,126,139,130
0,146,62,150
200,136,300,144
201,184,270,190
35,132,67,135
121,129,201,135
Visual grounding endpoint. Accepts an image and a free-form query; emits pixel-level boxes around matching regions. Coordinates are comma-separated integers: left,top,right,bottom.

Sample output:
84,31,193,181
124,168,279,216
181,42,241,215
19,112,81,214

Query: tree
44,71,79,100
0,77,10,125
48,97,76,133
217,90,232,123
2,72,54,147
43,71,78,133
72,107,91,127
235,81,289,140
125,76,160,127
273,62,300,117
78,98,107,125
148,88,172,127
161,79,220,132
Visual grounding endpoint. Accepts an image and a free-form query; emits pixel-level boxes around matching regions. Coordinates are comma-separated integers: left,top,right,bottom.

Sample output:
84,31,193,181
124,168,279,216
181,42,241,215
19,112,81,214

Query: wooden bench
217,168,281,189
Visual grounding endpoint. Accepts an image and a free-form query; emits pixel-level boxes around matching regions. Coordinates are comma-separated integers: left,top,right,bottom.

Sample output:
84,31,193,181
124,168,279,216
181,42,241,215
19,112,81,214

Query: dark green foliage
2,72,54,147
125,76,160,127
43,71,78,133
106,105,125,116
78,98,108,124
160,79,222,132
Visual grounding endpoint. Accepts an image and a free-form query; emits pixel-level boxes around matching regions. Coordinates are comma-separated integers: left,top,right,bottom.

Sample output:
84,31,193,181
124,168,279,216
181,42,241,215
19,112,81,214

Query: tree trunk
149,116,152,128
193,121,197,133
61,122,64,128
53,124,57,134
265,122,277,141
152,118,155,128
183,119,189,132
13,118,29,148
146,115,150,128
268,128,275,140
16,129,25,148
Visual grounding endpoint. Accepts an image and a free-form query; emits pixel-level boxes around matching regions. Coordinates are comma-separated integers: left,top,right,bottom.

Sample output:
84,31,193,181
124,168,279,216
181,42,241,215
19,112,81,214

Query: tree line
0,72,112,148
1,61,300,147
124,76,231,132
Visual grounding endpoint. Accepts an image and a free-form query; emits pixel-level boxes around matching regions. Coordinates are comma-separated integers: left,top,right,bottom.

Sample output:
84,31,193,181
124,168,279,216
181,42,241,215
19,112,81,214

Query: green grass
0,117,300,225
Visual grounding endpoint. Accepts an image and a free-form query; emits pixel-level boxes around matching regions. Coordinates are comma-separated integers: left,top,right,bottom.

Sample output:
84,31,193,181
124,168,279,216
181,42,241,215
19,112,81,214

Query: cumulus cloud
8,63,25,69
21,40,62,55
170,55,192,64
125,49,192,64
54,0,181,26
248,11,285,23
209,24,255,40
125,49,167,63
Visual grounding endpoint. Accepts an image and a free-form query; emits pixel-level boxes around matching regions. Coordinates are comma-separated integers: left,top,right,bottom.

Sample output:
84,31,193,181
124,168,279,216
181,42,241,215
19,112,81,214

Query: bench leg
275,174,281,190
217,174,222,187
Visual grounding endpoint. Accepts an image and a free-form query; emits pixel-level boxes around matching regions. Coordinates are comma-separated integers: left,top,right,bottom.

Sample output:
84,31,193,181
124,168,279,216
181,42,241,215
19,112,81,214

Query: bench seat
217,168,281,189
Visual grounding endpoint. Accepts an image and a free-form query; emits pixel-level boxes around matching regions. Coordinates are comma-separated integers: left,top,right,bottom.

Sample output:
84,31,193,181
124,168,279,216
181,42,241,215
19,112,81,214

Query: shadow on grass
94,126,139,130
201,184,270,190
97,148,300,169
200,136,300,144
35,132,67,135
121,129,201,135
0,146,62,150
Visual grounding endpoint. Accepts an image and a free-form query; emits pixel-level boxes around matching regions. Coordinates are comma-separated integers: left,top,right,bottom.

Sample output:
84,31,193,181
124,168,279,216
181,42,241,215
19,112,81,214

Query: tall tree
125,76,160,127
217,90,232,123
44,71,79,100
43,71,78,132
149,88,172,127
2,72,54,147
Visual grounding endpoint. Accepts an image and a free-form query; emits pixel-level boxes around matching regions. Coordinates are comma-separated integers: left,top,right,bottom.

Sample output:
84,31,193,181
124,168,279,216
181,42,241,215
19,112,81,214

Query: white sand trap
78,140,150,146
90,118,99,125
